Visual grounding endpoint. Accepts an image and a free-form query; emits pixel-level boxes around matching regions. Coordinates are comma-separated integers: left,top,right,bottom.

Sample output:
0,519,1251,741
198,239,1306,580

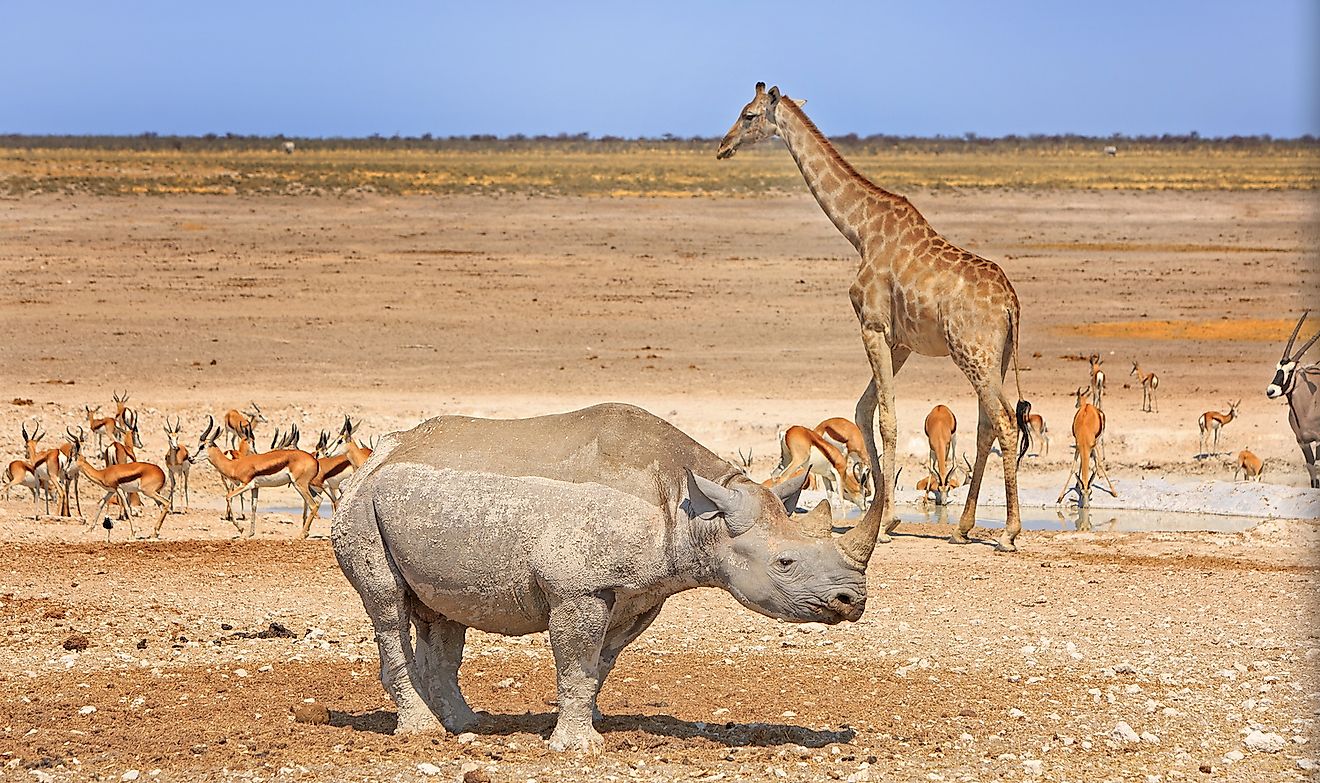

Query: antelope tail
1008,307,1031,465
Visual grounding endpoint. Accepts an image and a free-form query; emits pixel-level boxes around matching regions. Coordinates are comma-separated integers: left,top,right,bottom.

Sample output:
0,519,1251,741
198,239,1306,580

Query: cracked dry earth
0,515,1315,783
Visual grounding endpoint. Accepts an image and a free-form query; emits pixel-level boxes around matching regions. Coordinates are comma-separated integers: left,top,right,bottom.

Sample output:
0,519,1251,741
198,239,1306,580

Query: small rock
291,702,330,724
233,669,248,678
846,771,870,783
1007,708,1026,719
1109,722,1140,744
495,678,515,689
1022,759,1043,777
1243,730,1286,753
1114,663,1137,674
456,732,477,744
416,762,442,776
1140,732,1160,744
463,770,491,783
122,771,140,782
1198,764,1213,774
1224,750,1245,762
1297,759,1316,771
62,633,90,651
78,705,97,716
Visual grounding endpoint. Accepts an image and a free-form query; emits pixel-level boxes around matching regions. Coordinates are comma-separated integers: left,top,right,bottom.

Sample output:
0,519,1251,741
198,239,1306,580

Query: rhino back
371,463,673,635
378,403,737,505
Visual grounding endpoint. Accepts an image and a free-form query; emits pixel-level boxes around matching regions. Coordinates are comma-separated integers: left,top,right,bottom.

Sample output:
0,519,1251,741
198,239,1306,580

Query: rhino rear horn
798,499,835,538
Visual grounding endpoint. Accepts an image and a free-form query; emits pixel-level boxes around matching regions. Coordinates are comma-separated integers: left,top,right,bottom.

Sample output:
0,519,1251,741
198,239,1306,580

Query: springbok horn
1283,311,1309,359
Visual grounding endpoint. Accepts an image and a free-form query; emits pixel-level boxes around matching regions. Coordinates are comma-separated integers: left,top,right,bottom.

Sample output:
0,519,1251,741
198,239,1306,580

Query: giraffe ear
768,86,781,102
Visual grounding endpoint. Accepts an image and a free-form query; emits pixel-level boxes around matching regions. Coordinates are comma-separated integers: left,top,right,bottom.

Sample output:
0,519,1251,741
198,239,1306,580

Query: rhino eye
777,556,796,568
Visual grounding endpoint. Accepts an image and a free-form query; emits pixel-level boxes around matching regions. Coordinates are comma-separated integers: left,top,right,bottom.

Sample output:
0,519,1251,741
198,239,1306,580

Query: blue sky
2,1,1316,138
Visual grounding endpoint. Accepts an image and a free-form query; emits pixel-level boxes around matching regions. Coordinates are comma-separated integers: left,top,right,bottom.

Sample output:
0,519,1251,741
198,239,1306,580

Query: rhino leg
333,496,440,734
546,591,612,753
412,606,479,732
593,602,664,721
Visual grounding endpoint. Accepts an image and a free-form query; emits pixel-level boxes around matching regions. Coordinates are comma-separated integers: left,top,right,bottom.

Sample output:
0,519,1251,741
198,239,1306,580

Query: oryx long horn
1291,326,1320,363
1283,311,1309,359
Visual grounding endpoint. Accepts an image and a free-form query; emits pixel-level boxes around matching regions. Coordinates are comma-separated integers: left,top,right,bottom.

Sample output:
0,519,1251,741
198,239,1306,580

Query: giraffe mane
776,97,915,211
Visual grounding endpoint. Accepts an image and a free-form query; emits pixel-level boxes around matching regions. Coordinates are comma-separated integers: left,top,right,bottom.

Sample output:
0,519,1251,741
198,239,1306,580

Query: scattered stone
233,669,249,678
62,633,89,651
416,762,442,776
845,770,870,783
495,678,515,689
1243,730,1286,753
1022,759,1043,777
1140,732,1160,744
1114,663,1137,674
463,770,491,783
1224,750,1245,762
1198,764,1213,774
122,771,140,781
292,702,330,724
1109,722,1140,744
456,732,477,744
78,705,96,716
1007,708,1026,719
1297,758,1316,771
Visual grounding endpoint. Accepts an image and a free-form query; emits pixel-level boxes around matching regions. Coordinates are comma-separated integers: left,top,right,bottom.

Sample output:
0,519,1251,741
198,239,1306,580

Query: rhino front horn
835,504,884,569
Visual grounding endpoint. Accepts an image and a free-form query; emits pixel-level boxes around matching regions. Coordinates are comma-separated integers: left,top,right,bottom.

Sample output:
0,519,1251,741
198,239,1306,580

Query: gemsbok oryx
716,82,1031,552
1058,387,1116,507
1266,310,1320,487
1197,400,1240,457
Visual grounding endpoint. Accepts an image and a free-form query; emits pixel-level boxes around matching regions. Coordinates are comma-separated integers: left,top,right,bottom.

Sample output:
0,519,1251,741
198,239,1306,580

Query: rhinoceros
332,403,885,752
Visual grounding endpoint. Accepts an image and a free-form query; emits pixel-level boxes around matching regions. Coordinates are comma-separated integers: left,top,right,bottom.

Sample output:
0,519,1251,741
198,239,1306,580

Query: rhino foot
394,708,443,735
548,725,604,754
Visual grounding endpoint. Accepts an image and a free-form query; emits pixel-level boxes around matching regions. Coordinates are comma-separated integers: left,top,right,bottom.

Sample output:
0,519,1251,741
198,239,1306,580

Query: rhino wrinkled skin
332,403,871,753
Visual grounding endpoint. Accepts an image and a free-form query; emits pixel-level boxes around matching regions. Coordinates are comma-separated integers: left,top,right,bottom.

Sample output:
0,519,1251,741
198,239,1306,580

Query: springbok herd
1,397,376,540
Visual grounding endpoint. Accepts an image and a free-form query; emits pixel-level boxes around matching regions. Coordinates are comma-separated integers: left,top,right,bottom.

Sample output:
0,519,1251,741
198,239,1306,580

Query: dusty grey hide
332,403,869,753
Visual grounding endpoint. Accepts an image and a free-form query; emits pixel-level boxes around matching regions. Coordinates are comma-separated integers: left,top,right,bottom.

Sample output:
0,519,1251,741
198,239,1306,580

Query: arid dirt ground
0,188,1317,781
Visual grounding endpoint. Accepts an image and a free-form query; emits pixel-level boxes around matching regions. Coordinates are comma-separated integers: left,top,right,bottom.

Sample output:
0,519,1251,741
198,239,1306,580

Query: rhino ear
768,466,810,513
684,469,755,535
798,499,834,538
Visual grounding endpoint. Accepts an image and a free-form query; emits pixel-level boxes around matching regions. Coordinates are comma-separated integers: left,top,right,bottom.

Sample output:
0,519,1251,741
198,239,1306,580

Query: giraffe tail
1008,307,1031,465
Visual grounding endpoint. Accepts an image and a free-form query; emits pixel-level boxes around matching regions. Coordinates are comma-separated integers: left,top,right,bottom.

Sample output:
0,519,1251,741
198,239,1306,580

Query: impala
1234,449,1264,482
162,417,191,513
1058,387,1116,507
922,405,959,505
1266,311,1320,488
66,434,171,540
194,416,320,538
1024,413,1050,457
771,425,867,511
223,402,268,449
1197,400,1240,457
1130,361,1159,413
1089,354,1106,408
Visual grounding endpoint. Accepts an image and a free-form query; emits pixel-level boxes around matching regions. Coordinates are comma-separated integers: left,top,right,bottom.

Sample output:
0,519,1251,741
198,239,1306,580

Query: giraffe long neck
774,100,906,254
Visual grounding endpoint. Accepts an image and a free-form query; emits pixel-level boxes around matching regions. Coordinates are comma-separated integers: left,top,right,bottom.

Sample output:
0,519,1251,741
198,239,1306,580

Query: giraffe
717,83,1031,554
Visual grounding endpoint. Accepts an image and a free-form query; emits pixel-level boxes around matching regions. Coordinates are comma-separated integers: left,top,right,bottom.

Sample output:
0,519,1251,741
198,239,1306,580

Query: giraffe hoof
876,532,892,544
994,538,1018,553
948,533,972,545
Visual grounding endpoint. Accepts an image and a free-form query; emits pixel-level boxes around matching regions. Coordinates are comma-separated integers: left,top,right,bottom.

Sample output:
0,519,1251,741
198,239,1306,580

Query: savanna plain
0,142,1318,782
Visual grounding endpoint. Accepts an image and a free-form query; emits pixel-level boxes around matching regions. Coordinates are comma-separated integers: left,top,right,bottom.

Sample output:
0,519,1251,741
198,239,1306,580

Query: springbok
1058,387,1116,507
1,459,42,515
772,425,868,511
1130,361,1159,413
922,405,959,505
1266,311,1320,488
1234,449,1264,482
22,421,79,517
310,430,354,514
916,455,971,501
86,405,117,451
1088,354,1106,408
110,391,141,447
194,416,320,538
1024,413,1050,457
813,417,866,470
163,417,191,512
223,402,268,449
66,434,171,540
1197,400,1240,457
328,416,374,469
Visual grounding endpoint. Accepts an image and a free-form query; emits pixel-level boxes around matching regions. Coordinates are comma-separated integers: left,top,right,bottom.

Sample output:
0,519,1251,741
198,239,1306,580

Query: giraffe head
716,83,803,160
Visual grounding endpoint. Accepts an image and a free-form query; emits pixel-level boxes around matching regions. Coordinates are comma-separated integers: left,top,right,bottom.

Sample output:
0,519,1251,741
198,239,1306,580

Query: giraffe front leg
858,327,902,541
955,409,996,544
